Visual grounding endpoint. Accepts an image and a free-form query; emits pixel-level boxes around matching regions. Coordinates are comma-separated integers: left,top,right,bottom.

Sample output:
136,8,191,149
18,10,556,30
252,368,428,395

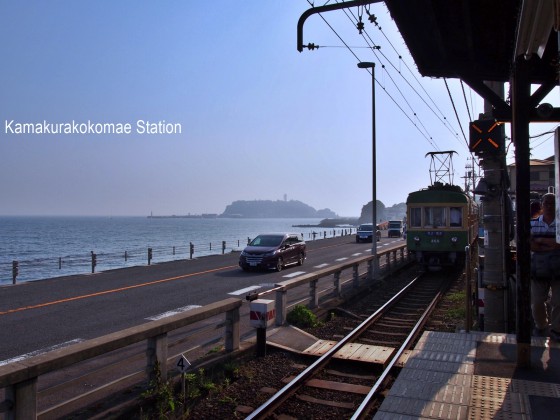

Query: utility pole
470,81,510,333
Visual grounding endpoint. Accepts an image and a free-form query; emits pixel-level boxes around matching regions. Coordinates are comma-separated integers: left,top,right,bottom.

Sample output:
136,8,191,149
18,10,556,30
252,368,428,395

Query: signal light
469,119,504,156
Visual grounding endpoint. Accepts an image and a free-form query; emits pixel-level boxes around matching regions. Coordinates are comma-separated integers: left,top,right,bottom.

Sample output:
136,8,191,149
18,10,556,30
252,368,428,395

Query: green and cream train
406,182,478,268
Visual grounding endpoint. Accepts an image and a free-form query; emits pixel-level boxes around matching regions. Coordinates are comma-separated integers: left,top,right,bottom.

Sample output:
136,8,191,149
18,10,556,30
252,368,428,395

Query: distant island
220,199,337,219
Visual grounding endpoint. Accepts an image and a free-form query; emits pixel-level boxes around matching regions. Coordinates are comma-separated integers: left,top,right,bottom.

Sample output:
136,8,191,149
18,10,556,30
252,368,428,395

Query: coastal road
0,234,406,362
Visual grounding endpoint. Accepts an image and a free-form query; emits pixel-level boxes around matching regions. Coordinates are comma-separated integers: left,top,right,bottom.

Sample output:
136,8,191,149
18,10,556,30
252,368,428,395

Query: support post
309,279,318,309
334,270,342,296
512,58,532,368
465,246,472,333
353,263,359,288
6,378,37,420
225,306,240,352
256,328,266,357
147,334,168,382
91,251,96,274
275,288,287,326
12,261,18,285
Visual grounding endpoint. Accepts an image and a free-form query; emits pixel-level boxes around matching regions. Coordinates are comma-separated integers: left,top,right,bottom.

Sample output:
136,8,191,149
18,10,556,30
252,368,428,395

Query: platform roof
383,0,558,85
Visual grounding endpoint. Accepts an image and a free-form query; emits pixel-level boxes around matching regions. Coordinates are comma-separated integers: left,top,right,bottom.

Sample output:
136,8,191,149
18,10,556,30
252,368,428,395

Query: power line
304,0,440,150
332,1,469,150
444,78,469,150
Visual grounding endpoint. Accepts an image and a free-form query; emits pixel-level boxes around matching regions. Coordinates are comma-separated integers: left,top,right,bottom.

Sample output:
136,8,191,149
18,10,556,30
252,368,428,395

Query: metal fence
0,243,409,419
1,228,356,285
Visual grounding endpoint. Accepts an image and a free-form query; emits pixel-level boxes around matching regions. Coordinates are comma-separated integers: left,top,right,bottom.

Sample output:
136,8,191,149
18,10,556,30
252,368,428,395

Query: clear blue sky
0,1,557,217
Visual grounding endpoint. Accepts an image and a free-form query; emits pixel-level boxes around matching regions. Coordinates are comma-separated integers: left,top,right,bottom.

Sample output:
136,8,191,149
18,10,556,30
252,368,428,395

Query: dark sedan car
355,223,381,242
239,233,306,272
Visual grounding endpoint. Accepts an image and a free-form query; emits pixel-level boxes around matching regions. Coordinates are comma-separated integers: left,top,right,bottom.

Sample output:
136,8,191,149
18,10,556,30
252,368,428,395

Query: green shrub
287,305,322,328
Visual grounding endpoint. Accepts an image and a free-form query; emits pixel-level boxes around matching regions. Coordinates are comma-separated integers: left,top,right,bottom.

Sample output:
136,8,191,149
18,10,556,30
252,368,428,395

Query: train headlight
451,236,458,243
414,236,420,242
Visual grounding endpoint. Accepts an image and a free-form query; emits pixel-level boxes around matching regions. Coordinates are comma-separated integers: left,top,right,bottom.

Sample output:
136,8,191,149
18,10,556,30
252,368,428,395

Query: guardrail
0,298,242,419
0,243,409,418
271,244,409,325
2,229,356,285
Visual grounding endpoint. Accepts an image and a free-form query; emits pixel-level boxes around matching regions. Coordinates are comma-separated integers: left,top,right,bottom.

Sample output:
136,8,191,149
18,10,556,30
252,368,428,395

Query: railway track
241,269,456,419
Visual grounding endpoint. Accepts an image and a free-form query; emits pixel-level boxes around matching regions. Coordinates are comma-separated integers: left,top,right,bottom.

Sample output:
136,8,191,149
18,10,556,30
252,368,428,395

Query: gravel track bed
123,265,467,419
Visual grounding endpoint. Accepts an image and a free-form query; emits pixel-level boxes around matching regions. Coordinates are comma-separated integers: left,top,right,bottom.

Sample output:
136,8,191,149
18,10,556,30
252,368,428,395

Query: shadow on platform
475,341,560,418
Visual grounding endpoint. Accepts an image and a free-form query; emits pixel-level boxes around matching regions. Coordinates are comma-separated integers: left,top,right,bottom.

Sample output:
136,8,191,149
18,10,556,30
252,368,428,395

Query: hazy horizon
1,2,557,218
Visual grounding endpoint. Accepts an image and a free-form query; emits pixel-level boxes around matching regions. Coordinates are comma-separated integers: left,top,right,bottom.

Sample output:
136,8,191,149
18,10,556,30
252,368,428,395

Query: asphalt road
0,233,406,362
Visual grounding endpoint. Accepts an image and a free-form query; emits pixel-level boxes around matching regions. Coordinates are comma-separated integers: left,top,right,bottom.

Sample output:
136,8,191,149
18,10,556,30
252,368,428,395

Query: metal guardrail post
12,261,18,285
225,306,240,351
91,252,97,273
275,287,287,326
0,298,242,417
333,270,342,296
353,263,359,288
6,377,37,420
147,333,168,382
222,241,226,254
189,242,194,259
309,279,318,308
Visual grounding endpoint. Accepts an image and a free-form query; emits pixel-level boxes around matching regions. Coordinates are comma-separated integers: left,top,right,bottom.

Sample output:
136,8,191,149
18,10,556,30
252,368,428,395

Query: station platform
376,330,560,419
265,327,560,419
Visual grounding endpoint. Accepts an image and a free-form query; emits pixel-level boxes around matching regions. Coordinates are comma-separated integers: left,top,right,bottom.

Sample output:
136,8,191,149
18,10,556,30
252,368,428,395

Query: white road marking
314,263,329,268
0,339,84,366
282,271,306,278
228,285,261,296
335,257,348,262
352,253,362,256
147,305,201,321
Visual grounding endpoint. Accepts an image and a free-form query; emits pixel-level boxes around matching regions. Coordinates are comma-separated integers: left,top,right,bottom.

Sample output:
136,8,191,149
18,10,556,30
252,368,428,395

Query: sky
1,1,558,217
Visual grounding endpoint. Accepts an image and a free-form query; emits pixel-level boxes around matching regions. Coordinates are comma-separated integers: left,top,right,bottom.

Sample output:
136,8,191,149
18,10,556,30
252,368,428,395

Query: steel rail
245,272,425,420
351,275,448,419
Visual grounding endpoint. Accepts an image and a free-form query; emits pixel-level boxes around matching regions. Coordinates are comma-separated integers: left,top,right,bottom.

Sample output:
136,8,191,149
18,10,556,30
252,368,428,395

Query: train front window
424,207,446,228
410,207,421,227
450,207,462,227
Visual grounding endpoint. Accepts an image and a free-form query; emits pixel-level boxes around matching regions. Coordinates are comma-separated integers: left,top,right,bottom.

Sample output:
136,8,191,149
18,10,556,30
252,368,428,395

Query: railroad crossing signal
469,119,504,155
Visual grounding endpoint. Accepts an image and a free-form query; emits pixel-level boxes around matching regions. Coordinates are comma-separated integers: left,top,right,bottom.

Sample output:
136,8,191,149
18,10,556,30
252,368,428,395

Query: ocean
0,216,353,284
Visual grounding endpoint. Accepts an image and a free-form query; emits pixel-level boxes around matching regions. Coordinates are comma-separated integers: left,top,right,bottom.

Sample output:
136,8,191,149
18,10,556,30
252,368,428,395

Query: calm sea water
0,216,351,284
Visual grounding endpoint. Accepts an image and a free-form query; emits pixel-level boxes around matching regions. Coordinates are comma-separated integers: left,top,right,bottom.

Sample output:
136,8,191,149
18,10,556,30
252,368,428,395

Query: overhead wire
303,0,483,159
444,78,470,150
460,81,473,122
360,5,467,144
340,6,437,147
308,0,478,182
530,125,559,150
331,1,472,152
304,0,440,150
